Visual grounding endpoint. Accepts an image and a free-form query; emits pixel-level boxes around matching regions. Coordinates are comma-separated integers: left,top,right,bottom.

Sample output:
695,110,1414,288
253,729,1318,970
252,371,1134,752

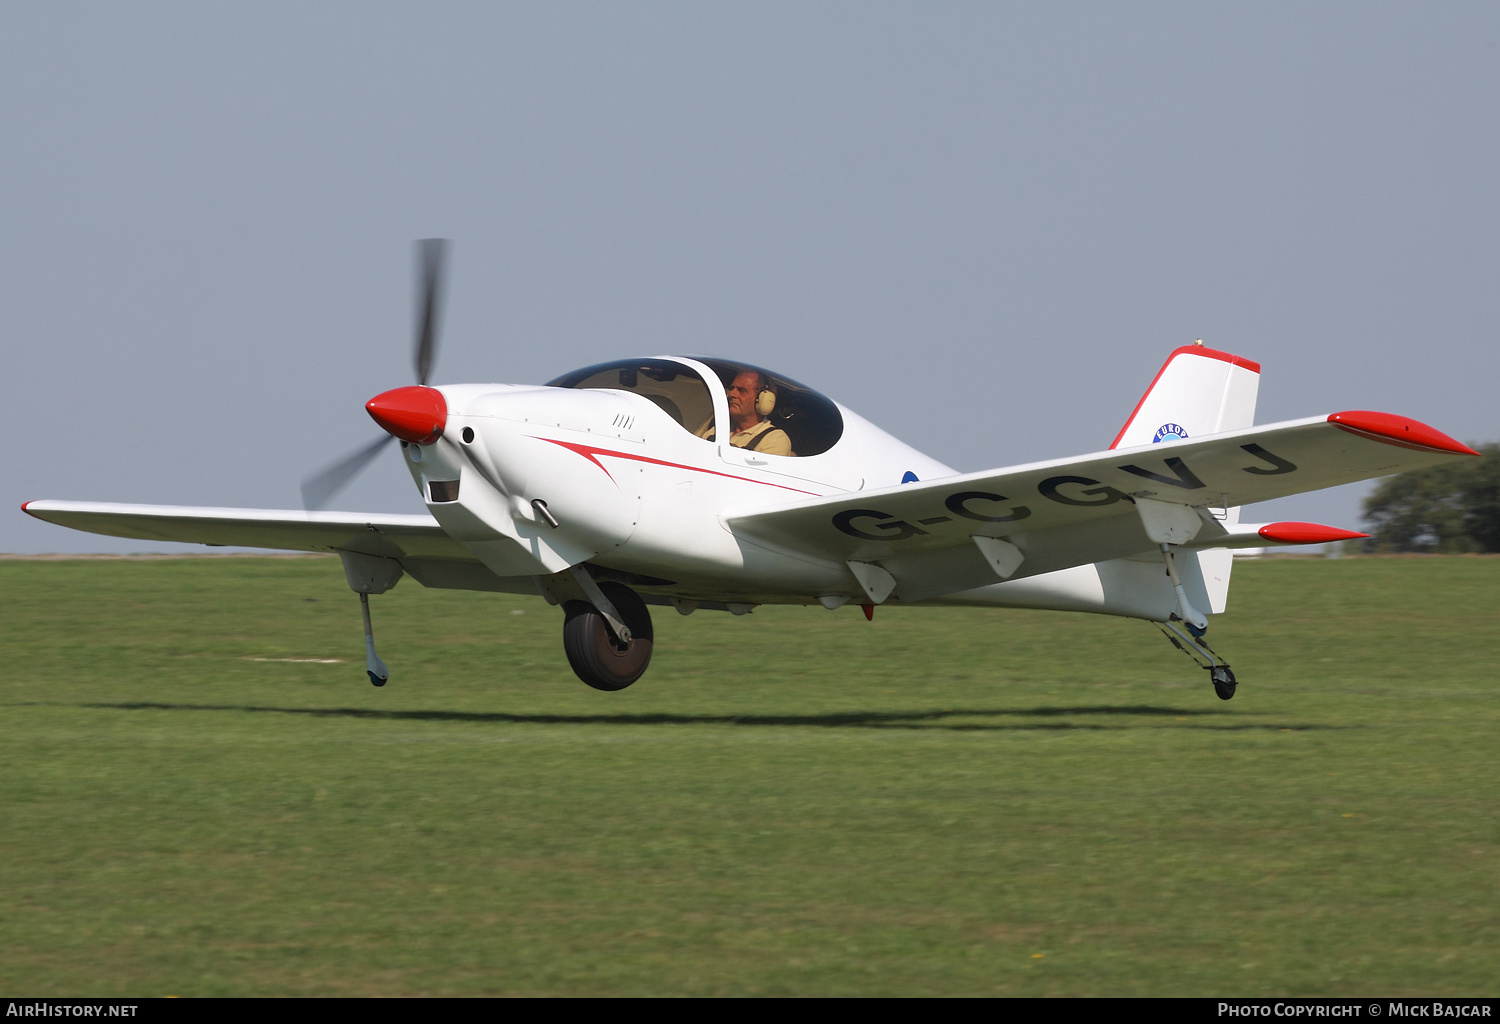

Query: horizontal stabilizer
1254,522,1369,545
1177,520,1369,551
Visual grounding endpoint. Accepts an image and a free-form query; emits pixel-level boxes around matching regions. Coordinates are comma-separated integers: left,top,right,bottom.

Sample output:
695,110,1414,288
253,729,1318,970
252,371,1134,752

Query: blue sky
4,2,1496,552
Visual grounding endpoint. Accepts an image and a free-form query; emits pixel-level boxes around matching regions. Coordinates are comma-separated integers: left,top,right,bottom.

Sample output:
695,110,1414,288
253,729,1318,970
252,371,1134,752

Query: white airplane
24,241,1480,700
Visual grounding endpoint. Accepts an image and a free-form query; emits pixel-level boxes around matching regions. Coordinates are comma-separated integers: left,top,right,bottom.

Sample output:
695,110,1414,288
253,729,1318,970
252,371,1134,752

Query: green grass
1,555,1497,996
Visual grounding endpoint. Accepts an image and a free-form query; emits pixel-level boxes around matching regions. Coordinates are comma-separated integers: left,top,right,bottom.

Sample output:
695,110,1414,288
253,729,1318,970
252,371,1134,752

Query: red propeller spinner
366,386,447,445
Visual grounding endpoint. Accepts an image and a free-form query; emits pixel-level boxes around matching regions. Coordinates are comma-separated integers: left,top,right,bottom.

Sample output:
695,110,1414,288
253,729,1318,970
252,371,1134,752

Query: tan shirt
729,418,793,456
696,417,794,456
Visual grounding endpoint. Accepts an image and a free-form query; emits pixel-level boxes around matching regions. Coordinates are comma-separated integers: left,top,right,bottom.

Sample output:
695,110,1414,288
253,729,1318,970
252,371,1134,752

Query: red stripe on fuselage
534,437,821,495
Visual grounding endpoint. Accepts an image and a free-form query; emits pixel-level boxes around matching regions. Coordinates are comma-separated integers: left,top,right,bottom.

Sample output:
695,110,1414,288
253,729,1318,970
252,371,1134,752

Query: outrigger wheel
562,582,654,691
1210,665,1237,701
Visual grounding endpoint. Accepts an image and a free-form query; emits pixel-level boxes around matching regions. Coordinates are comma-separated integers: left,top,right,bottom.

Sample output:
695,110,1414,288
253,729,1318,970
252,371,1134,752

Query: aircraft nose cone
366,386,447,445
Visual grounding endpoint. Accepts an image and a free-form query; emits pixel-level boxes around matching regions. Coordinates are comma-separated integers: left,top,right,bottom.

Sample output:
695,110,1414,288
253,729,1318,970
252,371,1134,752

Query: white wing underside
23,502,461,556
20,502,542,596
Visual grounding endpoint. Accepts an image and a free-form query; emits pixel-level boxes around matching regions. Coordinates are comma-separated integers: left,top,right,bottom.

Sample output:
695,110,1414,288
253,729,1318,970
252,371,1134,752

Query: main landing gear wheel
562,582,654,691
1211,666,1237,701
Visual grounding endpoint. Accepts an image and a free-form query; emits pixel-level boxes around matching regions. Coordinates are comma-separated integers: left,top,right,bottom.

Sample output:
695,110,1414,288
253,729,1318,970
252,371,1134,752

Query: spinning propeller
300,239,450,511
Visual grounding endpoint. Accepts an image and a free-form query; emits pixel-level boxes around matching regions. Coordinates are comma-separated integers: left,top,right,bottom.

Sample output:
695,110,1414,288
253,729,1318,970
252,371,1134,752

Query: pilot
697,370,794,456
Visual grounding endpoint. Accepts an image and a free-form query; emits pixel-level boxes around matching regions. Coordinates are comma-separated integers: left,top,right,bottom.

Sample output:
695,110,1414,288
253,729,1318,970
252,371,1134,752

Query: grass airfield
1,555,1496,996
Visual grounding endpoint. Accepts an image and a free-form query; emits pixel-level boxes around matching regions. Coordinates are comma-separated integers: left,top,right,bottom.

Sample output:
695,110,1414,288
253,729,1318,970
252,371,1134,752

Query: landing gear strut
360,591,390,687
1155,620,1237,700
562,581,654,691
338,552,402,688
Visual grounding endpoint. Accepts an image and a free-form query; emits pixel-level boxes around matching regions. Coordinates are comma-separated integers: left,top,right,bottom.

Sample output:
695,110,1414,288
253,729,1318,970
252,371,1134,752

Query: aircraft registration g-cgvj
24,241,1480,700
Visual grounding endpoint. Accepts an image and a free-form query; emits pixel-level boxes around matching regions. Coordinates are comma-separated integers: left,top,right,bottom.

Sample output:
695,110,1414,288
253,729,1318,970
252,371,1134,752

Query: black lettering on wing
1241,443,1297,476
831,509,929,542
1038,476,1132,507
944,491,1032,523
1118,456,1205,490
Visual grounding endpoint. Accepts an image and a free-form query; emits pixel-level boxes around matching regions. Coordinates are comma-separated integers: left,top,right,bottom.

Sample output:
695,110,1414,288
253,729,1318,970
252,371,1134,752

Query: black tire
1211,666,1237,701
562,582,654,691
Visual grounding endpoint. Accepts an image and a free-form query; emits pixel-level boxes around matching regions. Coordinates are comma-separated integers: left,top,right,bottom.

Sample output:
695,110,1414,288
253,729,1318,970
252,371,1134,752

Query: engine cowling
402,385,643,578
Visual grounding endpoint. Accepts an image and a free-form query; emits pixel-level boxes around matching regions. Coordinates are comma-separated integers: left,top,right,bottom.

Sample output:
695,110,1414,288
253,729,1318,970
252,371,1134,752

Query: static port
461,426,475,444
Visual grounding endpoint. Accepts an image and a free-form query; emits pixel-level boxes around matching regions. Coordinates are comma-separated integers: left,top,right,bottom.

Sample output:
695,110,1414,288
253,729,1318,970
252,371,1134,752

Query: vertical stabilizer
1110,345,1261,450
1113,345,1261,615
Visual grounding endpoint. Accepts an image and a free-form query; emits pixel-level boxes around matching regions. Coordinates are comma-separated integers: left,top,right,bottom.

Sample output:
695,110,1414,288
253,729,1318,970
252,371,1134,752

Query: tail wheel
562,582,654,691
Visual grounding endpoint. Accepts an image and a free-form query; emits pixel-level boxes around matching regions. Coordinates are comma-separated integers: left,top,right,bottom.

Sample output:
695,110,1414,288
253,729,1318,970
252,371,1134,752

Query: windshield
547,359,716,438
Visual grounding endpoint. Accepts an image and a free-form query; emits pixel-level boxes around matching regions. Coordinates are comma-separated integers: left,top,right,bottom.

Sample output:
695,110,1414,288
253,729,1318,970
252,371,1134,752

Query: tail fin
1110,345,1261,450
1114,345,1261,615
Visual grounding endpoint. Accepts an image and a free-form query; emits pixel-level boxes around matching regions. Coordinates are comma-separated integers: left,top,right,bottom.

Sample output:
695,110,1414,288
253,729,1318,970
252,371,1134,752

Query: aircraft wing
21,501,470,560
725,410,1477,601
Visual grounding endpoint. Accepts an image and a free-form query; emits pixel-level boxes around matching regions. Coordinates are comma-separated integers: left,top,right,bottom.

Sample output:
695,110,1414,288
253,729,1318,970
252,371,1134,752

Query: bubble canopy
547,358,844,457
548,358,715,437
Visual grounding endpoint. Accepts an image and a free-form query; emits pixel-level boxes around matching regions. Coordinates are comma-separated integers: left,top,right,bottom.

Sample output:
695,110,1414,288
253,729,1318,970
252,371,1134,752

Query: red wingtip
21,501,31,512
1327,411,1479,457
366,386,447,445
1258,522,1370,545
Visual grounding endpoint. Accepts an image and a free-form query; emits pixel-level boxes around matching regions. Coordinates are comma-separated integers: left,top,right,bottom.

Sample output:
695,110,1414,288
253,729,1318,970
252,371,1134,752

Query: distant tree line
1361,443,1499,552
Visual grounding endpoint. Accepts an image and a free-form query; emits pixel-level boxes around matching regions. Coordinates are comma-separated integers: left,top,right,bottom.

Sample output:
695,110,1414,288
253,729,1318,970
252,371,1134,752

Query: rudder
1113,344,1261,616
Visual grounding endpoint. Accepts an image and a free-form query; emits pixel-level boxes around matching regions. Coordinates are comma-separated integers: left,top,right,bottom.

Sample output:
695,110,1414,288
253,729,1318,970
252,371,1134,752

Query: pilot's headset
755,377,777,417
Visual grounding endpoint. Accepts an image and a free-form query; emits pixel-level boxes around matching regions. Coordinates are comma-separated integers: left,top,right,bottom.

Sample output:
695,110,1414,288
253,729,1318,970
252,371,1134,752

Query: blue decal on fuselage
1153,423,1188,443
901,471,919,483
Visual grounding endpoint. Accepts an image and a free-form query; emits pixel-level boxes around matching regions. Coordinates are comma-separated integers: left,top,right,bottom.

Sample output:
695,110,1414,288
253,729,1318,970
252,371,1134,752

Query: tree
1361,443,1499,552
